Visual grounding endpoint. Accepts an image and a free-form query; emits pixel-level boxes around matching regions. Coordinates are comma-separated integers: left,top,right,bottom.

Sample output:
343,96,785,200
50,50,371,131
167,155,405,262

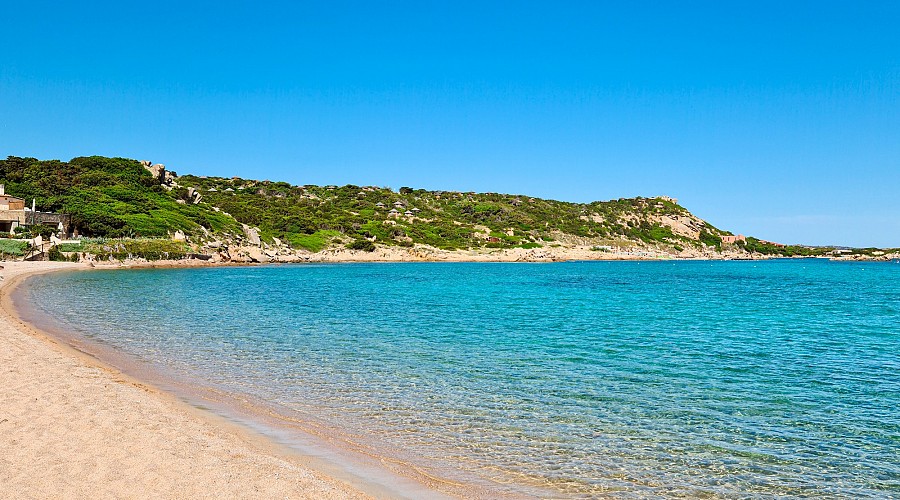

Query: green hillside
0,156,237,237
0,155,799,255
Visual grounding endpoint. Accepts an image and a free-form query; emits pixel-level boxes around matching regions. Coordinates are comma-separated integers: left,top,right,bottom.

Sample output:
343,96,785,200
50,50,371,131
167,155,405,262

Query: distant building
657,196,678,204
0,184,72,235
721,234,746,244
0,185,26,233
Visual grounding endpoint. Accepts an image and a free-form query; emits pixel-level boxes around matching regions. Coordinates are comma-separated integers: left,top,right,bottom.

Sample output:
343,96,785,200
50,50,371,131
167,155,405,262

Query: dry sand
0,261,376,499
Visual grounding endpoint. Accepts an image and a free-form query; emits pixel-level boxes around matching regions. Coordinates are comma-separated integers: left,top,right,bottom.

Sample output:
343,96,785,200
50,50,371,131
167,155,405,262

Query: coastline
78,242,777,267
0,261,464,499
4,258,894,498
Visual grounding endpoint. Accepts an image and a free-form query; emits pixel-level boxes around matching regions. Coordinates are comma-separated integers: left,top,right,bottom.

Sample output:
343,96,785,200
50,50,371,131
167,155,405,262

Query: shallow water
22,260,900,497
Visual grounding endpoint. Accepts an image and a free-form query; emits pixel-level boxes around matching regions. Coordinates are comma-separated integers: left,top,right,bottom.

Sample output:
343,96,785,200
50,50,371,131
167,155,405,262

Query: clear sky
2,1,898,247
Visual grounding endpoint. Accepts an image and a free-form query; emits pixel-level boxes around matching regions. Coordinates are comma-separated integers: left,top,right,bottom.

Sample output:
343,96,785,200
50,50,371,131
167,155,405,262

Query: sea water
21,260,900,497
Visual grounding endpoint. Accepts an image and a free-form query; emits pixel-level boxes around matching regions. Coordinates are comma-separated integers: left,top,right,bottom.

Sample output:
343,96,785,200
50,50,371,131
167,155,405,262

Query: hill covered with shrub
0,156,237,238
1,155,831,258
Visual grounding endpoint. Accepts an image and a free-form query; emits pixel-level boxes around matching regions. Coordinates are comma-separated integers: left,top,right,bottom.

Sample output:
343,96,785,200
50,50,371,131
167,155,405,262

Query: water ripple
24,260,900,498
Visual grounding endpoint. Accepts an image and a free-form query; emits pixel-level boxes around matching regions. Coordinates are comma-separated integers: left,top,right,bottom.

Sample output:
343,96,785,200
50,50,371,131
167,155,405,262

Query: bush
27,224,58,238
48,246,78,262
699,230,722,248
286,230,342,252
80,238,191,261
0,239,28,257
56,242,83,252
346,239,376,252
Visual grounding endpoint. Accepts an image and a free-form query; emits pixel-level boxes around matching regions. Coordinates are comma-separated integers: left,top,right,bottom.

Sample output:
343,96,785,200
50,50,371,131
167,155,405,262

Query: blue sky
2,1,898,246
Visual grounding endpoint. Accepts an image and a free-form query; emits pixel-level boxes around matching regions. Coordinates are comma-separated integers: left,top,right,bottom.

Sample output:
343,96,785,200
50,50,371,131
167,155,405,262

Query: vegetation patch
3,156,785,256
346,239,376,252
81,238,192,261
285,230,343,253
55,242,83,252
0,239,29,257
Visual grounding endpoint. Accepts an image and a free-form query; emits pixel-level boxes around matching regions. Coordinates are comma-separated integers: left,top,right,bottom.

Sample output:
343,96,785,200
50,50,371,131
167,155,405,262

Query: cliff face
3,155,763,261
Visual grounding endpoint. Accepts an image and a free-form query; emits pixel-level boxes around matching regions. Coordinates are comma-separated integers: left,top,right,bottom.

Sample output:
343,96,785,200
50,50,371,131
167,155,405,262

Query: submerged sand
0,261,374,499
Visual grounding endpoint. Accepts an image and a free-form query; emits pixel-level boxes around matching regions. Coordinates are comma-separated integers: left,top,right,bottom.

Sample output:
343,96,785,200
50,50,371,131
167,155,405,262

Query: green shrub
346,239,376,252
81,238,191,261
286,230,342,252
55,242,83,252
699,230,722,248
27,224,58,238
48,246,79,262
0,239,28,257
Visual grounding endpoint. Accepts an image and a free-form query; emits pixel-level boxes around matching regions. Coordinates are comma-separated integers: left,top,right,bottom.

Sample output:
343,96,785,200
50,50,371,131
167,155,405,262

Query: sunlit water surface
24,260,900,497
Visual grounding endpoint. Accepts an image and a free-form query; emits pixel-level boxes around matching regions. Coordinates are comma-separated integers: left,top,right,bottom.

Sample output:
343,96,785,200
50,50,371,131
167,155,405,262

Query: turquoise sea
20,260,900,497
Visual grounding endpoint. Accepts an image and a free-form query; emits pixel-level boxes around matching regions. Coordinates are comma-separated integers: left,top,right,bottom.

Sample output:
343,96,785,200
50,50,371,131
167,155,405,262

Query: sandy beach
0,261,377,499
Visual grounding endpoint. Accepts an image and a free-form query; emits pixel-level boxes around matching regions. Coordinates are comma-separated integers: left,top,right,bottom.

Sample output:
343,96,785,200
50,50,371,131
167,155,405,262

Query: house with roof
0,184,73,236
0,185,26,233
721,234,746,244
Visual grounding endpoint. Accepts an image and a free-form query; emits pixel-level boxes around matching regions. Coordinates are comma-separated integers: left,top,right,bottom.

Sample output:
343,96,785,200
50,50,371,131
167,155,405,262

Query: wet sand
0,261,387,499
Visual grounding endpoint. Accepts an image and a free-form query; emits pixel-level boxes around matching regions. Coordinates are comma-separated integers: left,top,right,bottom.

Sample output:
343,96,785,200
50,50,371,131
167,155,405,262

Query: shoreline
0,261,475,499
74,240,899,266
4,258,894,498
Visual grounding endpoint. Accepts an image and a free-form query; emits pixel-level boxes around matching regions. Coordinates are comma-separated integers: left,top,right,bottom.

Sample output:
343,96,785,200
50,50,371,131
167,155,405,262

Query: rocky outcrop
141,160,178,189
653,214,703,240
186,187,202,205
241,224,261,246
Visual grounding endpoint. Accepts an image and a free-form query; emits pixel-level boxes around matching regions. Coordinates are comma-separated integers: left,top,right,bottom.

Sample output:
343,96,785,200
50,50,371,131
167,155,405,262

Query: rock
242,224,261,246
247,246,267,262
187,187,202,204
147,163,166,181
173,230,186,241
